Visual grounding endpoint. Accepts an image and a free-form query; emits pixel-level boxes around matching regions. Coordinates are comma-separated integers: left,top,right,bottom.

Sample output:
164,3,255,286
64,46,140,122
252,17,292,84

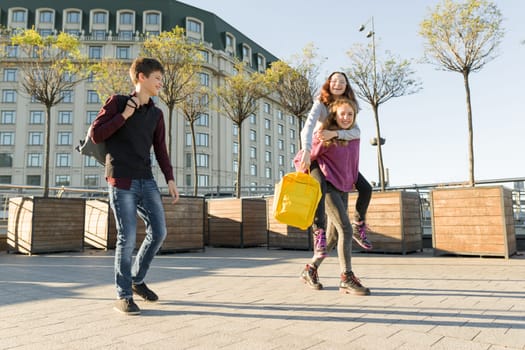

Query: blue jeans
109,179,167,299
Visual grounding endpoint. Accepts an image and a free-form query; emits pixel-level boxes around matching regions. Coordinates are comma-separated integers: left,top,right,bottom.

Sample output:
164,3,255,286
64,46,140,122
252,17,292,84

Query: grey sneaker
114,298,141,315
300,264,323,290
132,282,159,302
339,271,371,296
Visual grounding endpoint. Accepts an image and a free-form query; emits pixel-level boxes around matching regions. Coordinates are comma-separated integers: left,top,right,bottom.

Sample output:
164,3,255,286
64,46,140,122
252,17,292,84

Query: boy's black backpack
75,95,130,165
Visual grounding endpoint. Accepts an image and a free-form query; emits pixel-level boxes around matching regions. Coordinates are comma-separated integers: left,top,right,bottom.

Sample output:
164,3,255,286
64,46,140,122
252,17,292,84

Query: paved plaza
1,246,525,350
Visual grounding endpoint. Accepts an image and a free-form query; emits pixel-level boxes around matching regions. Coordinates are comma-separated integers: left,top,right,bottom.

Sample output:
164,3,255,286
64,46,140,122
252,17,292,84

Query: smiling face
335,103,355,130
328,72,348,96
140,70,163,97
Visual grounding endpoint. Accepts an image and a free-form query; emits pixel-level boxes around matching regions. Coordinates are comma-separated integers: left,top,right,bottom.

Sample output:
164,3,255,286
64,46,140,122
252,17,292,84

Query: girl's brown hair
319,71,359,111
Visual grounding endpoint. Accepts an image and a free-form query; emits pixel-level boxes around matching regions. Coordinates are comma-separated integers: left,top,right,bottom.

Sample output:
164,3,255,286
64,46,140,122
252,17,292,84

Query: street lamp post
359,16,387,190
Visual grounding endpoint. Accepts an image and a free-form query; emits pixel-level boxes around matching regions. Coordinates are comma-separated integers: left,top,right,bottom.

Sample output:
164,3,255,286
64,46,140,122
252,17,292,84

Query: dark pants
310,161,372,232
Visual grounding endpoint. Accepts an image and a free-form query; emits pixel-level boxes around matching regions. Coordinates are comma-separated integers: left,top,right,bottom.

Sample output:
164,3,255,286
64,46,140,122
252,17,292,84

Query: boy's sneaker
132,282,159,302
313,229,327,259
114,298,141,315
352,221,373,250
300,264,323,290
339,271,371,296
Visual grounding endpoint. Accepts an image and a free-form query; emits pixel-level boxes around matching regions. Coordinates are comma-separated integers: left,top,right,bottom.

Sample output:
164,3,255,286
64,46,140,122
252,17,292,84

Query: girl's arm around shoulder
337,123,361,141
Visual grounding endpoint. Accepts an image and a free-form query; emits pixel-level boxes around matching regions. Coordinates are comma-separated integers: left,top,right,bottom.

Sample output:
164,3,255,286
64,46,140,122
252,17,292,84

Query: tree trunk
43,106,52,198
190,122,198,196
463,71,475,187
373,104,386,191
236,128,242,198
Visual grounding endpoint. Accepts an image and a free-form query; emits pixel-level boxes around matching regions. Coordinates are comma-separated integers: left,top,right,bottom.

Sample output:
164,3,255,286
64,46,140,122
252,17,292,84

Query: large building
0,0,301,195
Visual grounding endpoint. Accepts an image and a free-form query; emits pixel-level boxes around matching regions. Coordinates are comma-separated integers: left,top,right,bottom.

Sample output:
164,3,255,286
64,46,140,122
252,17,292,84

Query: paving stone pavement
1,246,525,350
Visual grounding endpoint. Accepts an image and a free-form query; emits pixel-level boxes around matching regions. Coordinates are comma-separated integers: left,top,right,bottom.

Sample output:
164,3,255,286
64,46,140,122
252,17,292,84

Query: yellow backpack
272,171,322,230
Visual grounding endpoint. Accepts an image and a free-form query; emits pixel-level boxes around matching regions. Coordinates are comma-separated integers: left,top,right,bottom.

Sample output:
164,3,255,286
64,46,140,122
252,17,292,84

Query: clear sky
181,0,524,187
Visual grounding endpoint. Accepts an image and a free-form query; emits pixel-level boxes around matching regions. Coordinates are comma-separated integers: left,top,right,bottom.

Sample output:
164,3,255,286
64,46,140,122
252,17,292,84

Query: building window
1,111,15,124
87,111,97,124
278,124,284,135
39,10,54,23
6,45,18,58
60,90,73,103
12,10,27,23
264,118,271,130
250,164,257,176
196,113,209,127
30,111,44,124
58,111,73,124
198,175,209,187
186,133,209,147
263,102,271,113
89,46,102,59
27,153,43,167
290,129,296,139
199,72,209,86
118,31,133,41
93,12,107,24
57,132,72,145
0,175,11,184
249,114,256,124
257,54,266,72
279,155,284,166
84,156,98,167
84,175,99,187
250,146,256,159
232,125,238,136
0,153,13,167
233,142,238,155
265,135,271,146
196,153,209,168
120,12,133,25
87,90,100,104
146,13,159,25
27,175,41,186
29,132,43,145
277,110,283,120
242,44,251,64
56,153,71,167
233,160,238,172
66,11,80,24
278,139,284,150
187,19,202,34
0,132,15,145
92,30,106,40
2,90,16,103
290,143,296,154
116,46,130,59
289,115,295,125
265,151,271,162
3,68,17,82
55,175,70,186
250,129,256,141
225,33,235,56
265,167,272,179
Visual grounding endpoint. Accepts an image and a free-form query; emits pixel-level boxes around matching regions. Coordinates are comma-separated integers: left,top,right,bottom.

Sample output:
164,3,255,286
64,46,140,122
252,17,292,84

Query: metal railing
1,178,524,236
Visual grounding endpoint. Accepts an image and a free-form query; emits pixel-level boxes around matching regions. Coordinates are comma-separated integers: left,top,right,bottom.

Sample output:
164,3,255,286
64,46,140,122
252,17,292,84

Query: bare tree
9,29,89,197
346,42,421,191
420,0,504,186
141,27,205,158
269,43,324,146
215,60,274,198
178,79,209,196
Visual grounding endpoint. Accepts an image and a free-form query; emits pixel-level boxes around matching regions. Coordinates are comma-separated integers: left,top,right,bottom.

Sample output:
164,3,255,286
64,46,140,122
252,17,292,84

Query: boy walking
91,57,179,315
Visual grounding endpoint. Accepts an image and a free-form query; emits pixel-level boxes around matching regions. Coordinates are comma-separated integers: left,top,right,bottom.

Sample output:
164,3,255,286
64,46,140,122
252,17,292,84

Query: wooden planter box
207,198,267,248
136,196,205,253
84,196,205,253
431,186,516,258
348,190,422,254
266,196,312,250
7,197,85,255
84,199,116,250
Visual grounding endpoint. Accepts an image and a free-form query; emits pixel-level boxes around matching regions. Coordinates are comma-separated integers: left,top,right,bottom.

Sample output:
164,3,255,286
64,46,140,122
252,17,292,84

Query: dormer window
242,44,252,65
225,33,235,57
8,8,28,29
